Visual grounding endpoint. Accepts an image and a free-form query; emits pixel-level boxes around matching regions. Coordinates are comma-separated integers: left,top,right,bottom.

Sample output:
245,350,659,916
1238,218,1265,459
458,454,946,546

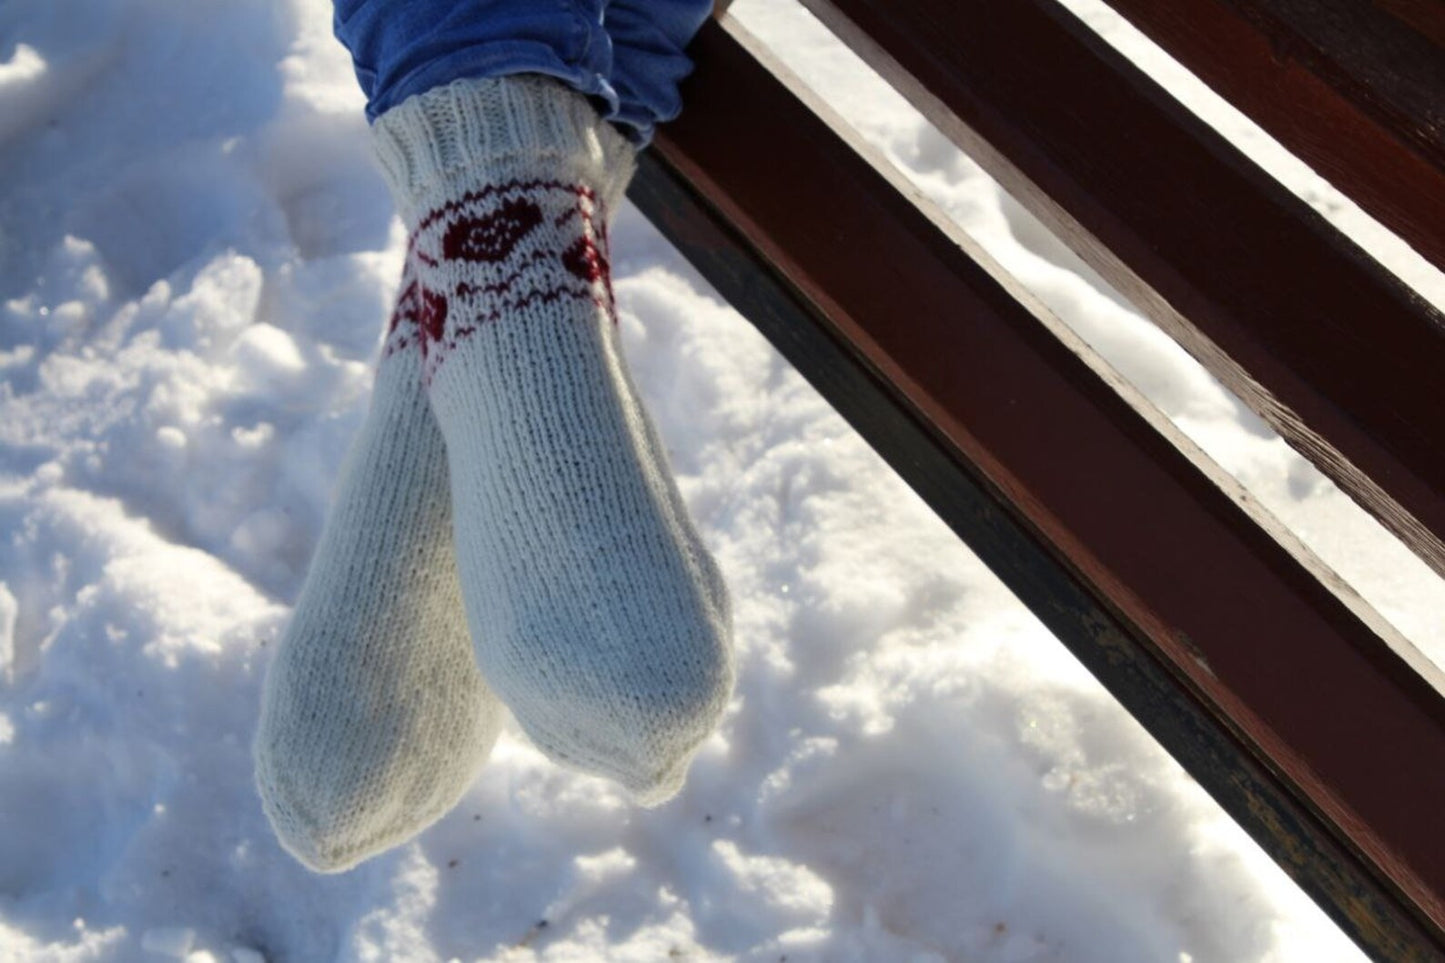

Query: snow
0,0,1434,960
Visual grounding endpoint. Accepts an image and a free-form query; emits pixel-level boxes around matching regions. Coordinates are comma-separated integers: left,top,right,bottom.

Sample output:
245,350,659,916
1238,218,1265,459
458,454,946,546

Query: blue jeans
334,0,713,144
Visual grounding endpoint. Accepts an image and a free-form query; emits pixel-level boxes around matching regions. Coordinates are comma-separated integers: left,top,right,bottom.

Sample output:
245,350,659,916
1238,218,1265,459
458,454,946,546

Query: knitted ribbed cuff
372,74,637,228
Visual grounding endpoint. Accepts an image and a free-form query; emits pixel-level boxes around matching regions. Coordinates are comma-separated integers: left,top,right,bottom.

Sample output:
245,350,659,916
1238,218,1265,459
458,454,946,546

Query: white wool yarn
254,266,504,872
372,75,734,804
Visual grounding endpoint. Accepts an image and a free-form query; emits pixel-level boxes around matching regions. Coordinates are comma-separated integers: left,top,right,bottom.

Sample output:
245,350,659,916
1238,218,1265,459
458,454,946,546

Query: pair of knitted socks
253,76,733,873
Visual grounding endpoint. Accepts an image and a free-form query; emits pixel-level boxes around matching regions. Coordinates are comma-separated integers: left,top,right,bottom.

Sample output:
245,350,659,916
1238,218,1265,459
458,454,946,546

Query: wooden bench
626,3,1445,959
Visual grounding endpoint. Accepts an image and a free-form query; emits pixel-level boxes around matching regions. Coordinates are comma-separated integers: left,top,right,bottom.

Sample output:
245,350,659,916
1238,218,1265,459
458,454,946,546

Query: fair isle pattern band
382,178,616,379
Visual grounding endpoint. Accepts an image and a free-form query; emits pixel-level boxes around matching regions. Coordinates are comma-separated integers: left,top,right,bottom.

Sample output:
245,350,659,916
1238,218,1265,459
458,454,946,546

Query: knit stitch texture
254,254,504,872
373,75,734,804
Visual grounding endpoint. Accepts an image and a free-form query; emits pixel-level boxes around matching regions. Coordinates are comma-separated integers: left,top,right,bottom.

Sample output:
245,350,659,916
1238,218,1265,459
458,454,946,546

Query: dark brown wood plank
1377,0,1445,49
640,16,1445,958
791,0,1445,585
1101,0,1445,274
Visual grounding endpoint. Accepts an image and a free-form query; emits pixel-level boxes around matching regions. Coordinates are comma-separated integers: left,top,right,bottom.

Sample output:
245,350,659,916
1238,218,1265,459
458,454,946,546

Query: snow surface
0,0,1435,960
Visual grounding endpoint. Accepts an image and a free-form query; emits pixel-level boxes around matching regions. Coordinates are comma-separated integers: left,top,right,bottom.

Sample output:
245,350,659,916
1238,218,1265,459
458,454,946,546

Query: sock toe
254,305,504,871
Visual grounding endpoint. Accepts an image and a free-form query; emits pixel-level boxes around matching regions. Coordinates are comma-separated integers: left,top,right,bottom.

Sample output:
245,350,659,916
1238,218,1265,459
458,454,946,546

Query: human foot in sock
254,253,505,872
372,75,734,804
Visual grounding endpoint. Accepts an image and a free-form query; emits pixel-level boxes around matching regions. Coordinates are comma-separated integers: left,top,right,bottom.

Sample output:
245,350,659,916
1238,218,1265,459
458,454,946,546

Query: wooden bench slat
638,17,1445,959
792,0,1445,583
1099,0,1445,274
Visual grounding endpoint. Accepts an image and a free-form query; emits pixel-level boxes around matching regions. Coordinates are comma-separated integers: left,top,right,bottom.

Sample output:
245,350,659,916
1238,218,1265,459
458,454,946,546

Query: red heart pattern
386,180,616,376
442,197,543,263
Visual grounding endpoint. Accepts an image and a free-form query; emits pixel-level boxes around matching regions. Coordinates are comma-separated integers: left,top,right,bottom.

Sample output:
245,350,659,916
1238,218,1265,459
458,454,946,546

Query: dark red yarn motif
383,179,614,369
442,196,543,263
561,235,609,285
384,277,450,361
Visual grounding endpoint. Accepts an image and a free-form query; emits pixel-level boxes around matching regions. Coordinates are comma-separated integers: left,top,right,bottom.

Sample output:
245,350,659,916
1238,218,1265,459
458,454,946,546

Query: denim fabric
334,0,712,144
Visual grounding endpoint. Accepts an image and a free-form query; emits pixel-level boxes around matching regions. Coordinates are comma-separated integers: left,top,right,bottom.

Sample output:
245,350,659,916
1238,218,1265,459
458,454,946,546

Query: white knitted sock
254,254,504,872
372,75,733,805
